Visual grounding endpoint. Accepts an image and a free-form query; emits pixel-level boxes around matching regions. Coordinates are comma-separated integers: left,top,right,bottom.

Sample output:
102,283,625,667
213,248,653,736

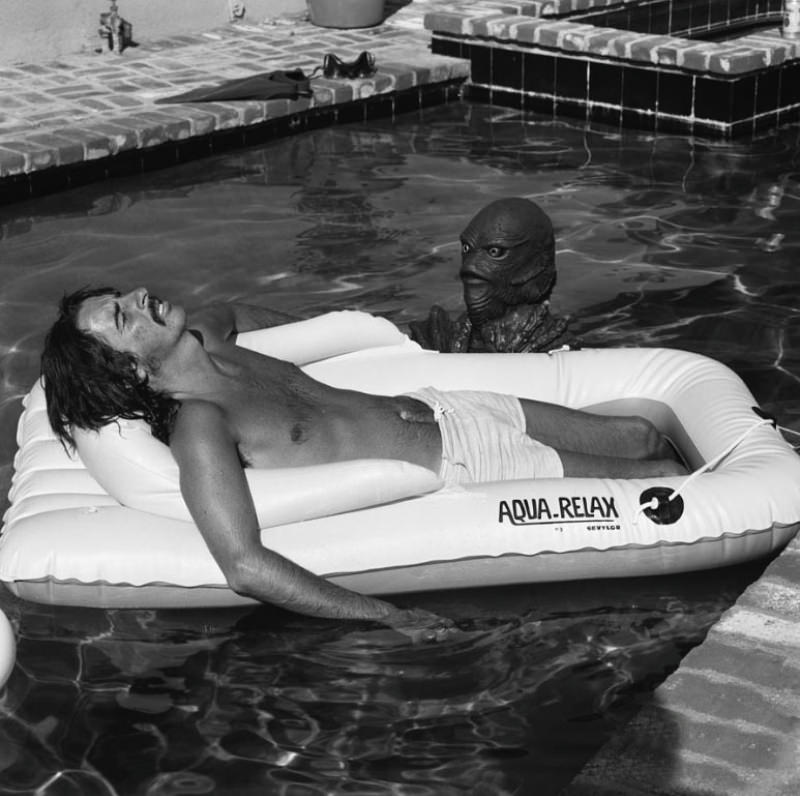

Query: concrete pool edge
563,530,800,795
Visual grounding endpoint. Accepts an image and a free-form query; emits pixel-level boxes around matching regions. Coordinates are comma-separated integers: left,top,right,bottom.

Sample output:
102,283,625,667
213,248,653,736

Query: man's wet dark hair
41,286,179,449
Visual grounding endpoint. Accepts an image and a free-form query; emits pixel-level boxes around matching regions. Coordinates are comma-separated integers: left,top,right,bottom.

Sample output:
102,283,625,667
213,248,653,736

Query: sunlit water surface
1,103,799,794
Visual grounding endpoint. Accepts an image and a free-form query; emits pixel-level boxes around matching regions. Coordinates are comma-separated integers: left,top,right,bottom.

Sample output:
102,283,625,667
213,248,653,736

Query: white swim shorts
406,387,564,485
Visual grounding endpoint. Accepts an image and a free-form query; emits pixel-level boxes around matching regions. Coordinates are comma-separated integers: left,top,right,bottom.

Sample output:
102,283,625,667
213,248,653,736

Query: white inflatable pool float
2,311,800,609
0,609,14,688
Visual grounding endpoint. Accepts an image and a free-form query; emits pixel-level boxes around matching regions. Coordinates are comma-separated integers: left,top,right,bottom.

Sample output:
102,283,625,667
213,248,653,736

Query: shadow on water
0,558,771,795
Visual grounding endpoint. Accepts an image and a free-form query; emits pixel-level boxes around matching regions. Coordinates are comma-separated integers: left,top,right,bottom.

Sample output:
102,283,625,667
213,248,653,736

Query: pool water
1,101,799,794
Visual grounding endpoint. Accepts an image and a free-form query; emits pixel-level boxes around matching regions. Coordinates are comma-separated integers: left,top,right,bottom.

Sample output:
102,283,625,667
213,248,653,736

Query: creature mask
459,197,556,326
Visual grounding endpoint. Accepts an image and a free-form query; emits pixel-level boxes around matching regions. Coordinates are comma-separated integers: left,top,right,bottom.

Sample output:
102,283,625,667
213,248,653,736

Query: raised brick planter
426,0,800,137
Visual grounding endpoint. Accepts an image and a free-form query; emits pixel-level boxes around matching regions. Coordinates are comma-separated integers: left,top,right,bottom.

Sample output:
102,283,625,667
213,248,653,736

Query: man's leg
517,398,678,462
557,450,686,478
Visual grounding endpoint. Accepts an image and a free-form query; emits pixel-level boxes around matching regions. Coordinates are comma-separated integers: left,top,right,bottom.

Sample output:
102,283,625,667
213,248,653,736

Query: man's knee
625,416,670,460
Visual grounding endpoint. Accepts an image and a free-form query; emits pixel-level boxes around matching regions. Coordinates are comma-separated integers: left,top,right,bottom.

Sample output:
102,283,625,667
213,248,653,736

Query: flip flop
155,68,312,103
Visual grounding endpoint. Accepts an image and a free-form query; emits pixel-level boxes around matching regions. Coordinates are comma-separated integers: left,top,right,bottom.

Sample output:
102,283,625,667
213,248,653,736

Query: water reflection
0,566,766,795
1,103,799,793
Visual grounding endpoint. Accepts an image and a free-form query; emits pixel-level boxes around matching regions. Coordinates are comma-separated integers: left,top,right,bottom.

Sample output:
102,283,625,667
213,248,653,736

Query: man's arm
170,401,443,631
188,302,300,346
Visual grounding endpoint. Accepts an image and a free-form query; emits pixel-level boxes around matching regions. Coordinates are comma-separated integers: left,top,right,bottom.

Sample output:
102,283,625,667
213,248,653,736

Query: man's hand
383,607,459,644
399,407,436,424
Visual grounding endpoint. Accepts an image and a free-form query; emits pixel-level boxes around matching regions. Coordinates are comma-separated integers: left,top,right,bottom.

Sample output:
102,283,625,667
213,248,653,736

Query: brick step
424,0,800,138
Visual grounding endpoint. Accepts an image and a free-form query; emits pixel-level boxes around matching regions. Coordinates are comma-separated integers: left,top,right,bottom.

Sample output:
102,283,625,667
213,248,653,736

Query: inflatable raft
0,609,14,688
2,311,800,609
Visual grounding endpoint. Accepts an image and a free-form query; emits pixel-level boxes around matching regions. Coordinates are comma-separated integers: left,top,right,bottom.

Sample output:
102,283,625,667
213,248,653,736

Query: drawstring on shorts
431,401,454,423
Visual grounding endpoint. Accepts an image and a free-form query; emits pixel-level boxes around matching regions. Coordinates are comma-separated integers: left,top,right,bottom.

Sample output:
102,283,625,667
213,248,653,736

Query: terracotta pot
307,0,386,28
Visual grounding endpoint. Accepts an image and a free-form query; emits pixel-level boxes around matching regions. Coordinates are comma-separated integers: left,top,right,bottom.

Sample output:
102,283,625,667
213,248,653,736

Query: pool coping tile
426,0,800,138
424,8,800,75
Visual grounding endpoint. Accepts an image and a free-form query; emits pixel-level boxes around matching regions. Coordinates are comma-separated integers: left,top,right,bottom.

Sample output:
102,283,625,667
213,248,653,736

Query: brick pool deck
3,1,800,793
564,541,800,795
0,0,477,203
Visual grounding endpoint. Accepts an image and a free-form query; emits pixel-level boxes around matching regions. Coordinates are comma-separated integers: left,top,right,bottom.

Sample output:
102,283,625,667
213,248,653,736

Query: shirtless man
41,287,684,635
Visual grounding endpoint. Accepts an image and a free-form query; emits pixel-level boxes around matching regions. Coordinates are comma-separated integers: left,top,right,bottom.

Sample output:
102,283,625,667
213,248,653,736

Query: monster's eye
486,245,508,258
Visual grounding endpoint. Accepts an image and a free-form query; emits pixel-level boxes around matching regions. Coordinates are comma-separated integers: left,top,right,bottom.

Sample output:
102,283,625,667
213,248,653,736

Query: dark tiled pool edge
0,80,465,206
425,5,800,138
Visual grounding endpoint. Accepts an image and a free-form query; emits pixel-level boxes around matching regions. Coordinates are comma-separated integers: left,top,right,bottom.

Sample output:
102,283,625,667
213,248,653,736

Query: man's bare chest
205,351,349,466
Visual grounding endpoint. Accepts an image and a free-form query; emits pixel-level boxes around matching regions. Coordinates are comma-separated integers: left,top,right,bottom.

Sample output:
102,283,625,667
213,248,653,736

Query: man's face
77,287,187,372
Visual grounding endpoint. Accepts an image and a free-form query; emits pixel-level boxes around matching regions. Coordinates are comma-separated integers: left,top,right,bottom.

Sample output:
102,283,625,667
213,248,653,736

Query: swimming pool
1,101,799,793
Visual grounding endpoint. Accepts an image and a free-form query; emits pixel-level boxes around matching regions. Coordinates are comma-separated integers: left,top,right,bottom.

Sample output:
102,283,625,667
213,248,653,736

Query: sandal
322,51,376,79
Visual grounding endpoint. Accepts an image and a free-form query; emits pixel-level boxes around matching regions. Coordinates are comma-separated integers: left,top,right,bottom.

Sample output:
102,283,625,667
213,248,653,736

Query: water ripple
1,102,798,794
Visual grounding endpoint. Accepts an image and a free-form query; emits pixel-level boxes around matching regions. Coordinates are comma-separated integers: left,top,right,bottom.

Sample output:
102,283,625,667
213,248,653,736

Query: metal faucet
99,1,123,54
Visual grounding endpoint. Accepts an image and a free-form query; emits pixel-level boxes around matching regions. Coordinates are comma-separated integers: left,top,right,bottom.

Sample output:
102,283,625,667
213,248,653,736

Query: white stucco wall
0,0,307,65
